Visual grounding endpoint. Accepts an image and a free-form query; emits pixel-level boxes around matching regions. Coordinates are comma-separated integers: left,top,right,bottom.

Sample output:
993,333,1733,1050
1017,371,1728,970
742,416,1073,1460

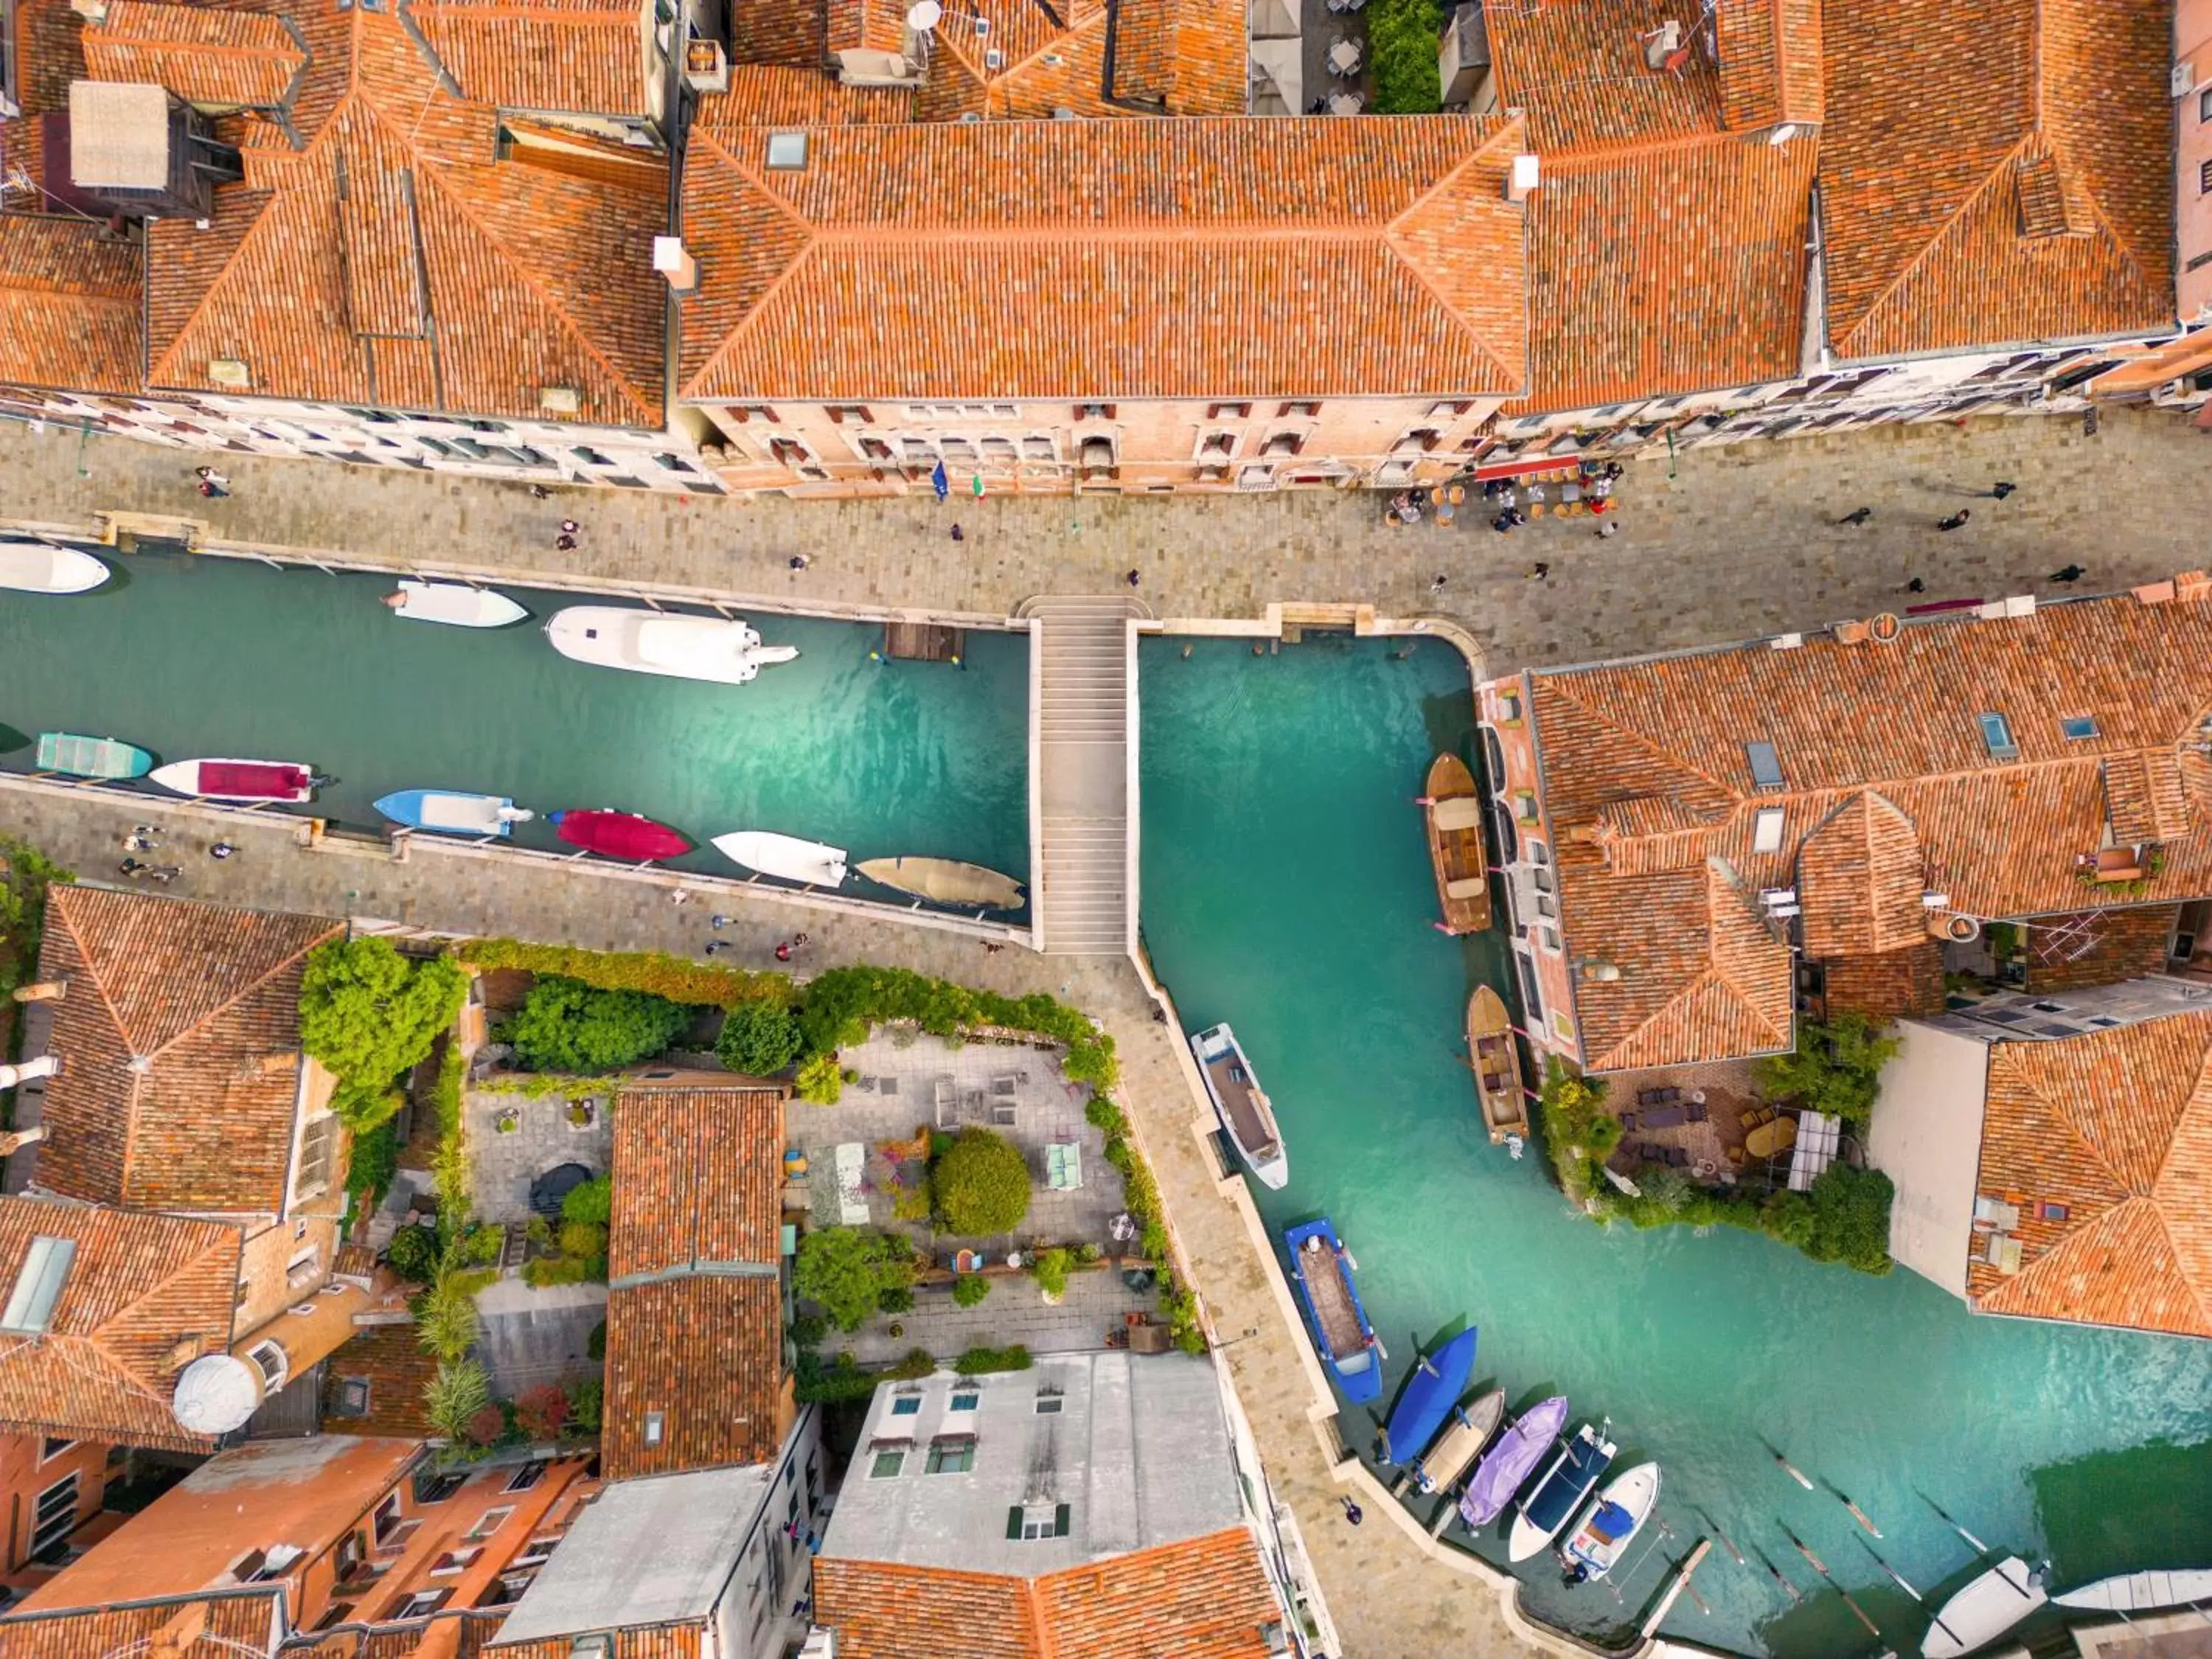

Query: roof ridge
1530,123,1742,171
676,129,821,401
1537,677,1745,806
1378,225,1520,393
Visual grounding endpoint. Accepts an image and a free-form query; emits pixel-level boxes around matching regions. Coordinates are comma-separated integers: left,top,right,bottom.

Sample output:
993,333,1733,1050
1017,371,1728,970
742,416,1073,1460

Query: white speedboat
150,758,319,803
0,538,109,594
386,580,527,627
2053,1567,2212,1613
375,789,532,838
1922,1557,2047,1659
1558,1461,1661,1585
712,831,849,887
545,606,798,684
1190,1023,1288,1189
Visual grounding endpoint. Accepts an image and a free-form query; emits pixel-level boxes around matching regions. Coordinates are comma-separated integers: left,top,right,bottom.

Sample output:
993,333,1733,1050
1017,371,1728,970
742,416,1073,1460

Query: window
1394,428,1443,453
1278,400,1321,418
2060,714,2098,740
2,1236,77,1334
291,1113,339,1202
31,1473,78,1556
891,1394,922,1416
2202,158,2212,195
247,1338,288,1395
39,1437,74,1464
826,404,872,425
925,1436,975,1474
2201,85,2212,122
1034,1394,1063,1414
869,1447,906,1478
1261,431,1304,457
1752,807,1786,854
950,1391,980,1413
726,404,779,424
1206,401,1250,420
333,1376,371,1417
1006,1502,1071,1540
428,1545,481,1576
2039,1200,2070,1221
1074,402,1116,420
505,1461,548,1494
372,1492,406,1545
1745,741,1784,790
467,1506,514,1539
1978,711,2019,759
390,1588,452,1620
1197,431,1235,459
768,437,810,467
414,1468,467,1504
1428,400,1473,418
285,1242,321,1289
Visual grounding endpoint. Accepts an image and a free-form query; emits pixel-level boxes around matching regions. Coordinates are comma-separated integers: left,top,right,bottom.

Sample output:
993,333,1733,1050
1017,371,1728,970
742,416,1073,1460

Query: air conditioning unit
2174,60,2197,97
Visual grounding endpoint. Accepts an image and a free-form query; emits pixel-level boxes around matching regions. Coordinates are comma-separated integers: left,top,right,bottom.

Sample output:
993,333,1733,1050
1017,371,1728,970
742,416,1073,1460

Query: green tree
794,1228,914,1332
504,975,689,1072
953,1273,991,1308
1754,1015,1900,1131
386,1223,440,1284
933,1129,1032,1236
794,1052,844,1103
416,1276,481,1364
1367,0,1442,113
1799,1164,1894,1274
1032,1248,1070,1299
718,1001,804,1075
0,840,73,996
422,1358,492,1441
561,1174,613,1226
299,938,467,1127
1537,1058,1618,1203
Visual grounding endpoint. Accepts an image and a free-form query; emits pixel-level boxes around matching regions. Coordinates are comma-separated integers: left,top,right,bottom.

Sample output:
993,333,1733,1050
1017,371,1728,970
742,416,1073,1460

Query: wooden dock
883,622,964,664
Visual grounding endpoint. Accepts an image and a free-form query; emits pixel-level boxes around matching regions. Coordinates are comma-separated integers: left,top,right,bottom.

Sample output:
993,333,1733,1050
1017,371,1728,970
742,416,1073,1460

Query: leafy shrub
877,1284,914,1315
458,1224,504,1266
504,975,689,1073
459,937,787,1010
523,1256,602,1287
794,965,1116,1091
890,1171,932,1222
346,1119,399,1212
422,1358,492,1441
790,1312,830,1349
427,1043,470,1223
953,1344,1032,1375
561,1175,613,1226
795,1228,914,1332
0,840,72,996
1538,1057,1618,1203
416,1278,481,1364
929,1130,958,1161
558,1220,608,1260
794,1052,844,1104
300,939,467,1127
953,1274,991,1308
1367,0,1442,113
795,1350,883,1404
566,1377,603,1433
933,1129,1031,1236
1032,1248,1070,1299
1139,1221,1170,1263
386,1224,441,1284
465,1404,507,1446
888,1348,936,1380
515,1383,570,1442
1798,1164,1894,1273
1754,1015,1899,1132
718,1001,804,1075
587,1318,607,1360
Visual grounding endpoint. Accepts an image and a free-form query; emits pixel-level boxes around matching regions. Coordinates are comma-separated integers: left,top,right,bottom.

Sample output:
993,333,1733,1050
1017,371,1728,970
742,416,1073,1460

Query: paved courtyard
465,1079,612,1225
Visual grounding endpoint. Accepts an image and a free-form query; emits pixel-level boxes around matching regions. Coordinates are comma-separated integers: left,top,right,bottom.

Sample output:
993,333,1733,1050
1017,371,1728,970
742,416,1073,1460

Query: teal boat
34,732,153,779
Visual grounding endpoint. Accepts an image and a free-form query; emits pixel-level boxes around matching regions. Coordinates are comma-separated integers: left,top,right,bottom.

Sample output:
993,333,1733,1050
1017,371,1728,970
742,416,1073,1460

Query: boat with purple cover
1458,1394,1570,1531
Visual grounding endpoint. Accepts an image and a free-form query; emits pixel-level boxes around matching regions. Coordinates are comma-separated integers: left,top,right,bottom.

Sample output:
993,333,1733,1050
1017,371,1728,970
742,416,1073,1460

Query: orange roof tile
1714,0,1821,131
1970,1010,2212,1338
408,0,652,119
608,1085,784,1279
678,112,1529,402
717,63,917,125
815,1527,1279,1658
0,1197,240,1450
0,215,145,394
1482,0,1720,154
599,1275,784,1479
321,1322,439,1439
1820,942,1944,1024
487,1626,700,1659
0,1589,284,1659
32,886,338,1213
7,0,88,118
1797,791,1924,959
81,1,307,110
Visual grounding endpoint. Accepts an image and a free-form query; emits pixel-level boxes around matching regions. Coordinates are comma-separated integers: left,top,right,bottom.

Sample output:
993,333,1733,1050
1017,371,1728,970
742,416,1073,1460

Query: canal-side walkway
0,780,1562,1658
1,406,2205,674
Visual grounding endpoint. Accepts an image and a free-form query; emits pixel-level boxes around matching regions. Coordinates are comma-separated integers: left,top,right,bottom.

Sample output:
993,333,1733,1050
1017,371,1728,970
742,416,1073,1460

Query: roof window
643,1411,665,1447
1978,712,2019,759
1,1237,76,1335
1751,807,1785,854
2060,714,2098,740
1745,741,1784,791
765,133,807,170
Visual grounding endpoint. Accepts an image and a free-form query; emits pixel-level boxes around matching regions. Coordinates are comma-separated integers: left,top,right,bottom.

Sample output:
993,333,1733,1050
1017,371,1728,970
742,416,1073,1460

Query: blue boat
1507,1421,1618,1562
374,788,532,838
1284,1219,1382,1405
1380,1327,1478,1466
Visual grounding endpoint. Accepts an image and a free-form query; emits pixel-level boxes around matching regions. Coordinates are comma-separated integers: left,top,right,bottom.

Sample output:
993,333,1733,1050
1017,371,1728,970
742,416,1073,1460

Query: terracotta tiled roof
1529,588,2212,1070
599,1276,784,1479
608,1085,784,1279
320,1321,439,1439
814,1527,1279,1658
1818,0,2173,361
1970,1009,2212,1338
1821,942,1944,1024
731,2,827,67
718,64,916,125
81,1,307,110
282,1610,509,1658
7,0,88,118
2022,907,2181,995
678,113,1529,402
0,215,145,394
408,0,652,119
487,1626,700,1659
0,1196,240,1450
1482,0,1720,154
32,886,338,1213
0,1589,284,1659
1714,0,1821,131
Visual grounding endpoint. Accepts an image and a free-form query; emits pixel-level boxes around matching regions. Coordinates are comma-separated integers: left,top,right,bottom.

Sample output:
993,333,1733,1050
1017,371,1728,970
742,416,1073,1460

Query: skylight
0,1237,76,1335
1745,741,1784,790
1978,712,2019,759
2060,714,2098,740
1752,807,1786,854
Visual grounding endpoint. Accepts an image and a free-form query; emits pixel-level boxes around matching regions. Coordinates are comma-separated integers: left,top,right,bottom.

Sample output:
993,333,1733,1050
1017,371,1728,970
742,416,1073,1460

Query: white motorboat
1190,1023,1289,1189
1558,1461,1661,1585
150,758,319,803
0,538,109,594
386,580,527,627
2053,1568,2212,1613
712,831,849,887
545,606,798,684
1922,1557,2048,1659
375,789,532,838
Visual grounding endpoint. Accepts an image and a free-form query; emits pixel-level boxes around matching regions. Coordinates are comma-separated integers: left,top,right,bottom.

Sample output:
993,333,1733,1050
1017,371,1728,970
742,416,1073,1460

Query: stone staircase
1026,596,1141,956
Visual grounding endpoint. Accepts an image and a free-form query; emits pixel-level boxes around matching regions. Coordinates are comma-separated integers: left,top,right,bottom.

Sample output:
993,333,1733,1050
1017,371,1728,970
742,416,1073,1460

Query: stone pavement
836,1268,1149,1367
1,406,2201,673
465,1081,611,1225
473,1278,608,1397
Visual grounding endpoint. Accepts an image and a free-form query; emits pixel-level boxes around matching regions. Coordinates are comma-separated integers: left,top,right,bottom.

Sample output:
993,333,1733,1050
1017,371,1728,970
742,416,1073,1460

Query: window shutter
1053,1503,1071,1537
1007,1506,1024,1540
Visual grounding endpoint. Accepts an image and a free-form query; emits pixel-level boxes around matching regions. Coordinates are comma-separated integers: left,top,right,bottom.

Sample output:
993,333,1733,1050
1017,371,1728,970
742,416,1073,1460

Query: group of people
1387,461,1624,538
116,824,236,884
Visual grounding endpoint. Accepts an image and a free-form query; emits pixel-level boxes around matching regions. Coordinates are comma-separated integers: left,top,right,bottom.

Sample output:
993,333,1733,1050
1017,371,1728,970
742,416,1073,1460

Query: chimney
0,1126,47,1158
0,1056,58,1090
12,980,66,1003
69,0,108,22
653,235,697,296
1506,154,1540,204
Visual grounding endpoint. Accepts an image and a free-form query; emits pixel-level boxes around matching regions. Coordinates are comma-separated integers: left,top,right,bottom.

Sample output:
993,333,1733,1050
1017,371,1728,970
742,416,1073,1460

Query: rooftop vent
207,358,251,389
984,46,1004,69
906,0,941,29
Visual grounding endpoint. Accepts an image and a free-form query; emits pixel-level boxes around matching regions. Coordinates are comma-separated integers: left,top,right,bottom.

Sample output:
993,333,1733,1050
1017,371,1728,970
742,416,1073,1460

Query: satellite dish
907,0,942,29
173,1354,262,1435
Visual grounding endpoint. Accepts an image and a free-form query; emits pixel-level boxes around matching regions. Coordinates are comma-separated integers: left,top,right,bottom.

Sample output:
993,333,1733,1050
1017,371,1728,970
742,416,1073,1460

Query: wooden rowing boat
858,856,1025,911
1425,754,1489,933
1467,985,1528,1143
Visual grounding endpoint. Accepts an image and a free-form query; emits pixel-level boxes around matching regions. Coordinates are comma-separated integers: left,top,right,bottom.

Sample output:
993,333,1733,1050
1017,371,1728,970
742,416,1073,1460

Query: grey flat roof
492,1464,773,1644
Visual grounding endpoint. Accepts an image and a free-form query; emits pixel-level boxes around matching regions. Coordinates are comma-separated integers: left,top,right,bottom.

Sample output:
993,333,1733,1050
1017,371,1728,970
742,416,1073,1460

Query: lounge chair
1666,1147,1691,1168
1686,1101,1708,1124
1740,1107,1762,1132
1619,1111,1641,1131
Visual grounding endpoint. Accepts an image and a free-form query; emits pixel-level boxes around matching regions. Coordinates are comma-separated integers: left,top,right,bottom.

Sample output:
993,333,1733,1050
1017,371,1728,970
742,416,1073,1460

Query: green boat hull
35,731,154,779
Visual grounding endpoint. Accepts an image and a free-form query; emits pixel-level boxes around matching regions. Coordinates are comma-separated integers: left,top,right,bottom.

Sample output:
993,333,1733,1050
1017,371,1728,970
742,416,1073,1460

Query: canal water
1138,633,2212,1658
0,550,1029,901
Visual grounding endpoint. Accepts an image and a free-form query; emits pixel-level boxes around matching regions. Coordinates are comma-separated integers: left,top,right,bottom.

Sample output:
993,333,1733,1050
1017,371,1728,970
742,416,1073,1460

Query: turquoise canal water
1138,634,2212,1658
0,550,1029,899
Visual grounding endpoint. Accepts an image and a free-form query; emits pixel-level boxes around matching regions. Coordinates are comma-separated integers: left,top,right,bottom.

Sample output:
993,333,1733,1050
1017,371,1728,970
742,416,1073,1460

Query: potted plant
1032,1248,1071,1305
494,1105,521,1135
567,1097,598,1131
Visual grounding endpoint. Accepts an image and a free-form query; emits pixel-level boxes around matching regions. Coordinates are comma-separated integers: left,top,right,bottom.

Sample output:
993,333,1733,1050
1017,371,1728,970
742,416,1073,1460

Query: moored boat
1399,1387,1504,1511
1922,1557,2048,1659
1424,754,1490,933
546,606,798,684
857,856,1025,911
1283,1219,1382,1405
34,732,153,779
0,539,110,595
1559,1461,1661,1585
1508,1421,1617,1562
1190,1023,1288,1189
149,758,317,803
375,789,532,838
2053,1568,2212,1613
712,830,849,888
1380,1328,1479,1467
550,808,692,860
1467,985,1528,1143
1459,1395,1571,1531
386,580,529,627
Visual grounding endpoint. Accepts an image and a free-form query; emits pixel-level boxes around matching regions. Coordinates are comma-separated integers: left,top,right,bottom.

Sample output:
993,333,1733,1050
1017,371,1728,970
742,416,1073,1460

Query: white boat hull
391,580,527,627
712,830,849,887
0,539,109,594
1191,1023,1290,1189
148,759,315,804
546,606,797,684
2053,1568,2212,1613
1559,1461,1660,1582
1922,1557,2047,1659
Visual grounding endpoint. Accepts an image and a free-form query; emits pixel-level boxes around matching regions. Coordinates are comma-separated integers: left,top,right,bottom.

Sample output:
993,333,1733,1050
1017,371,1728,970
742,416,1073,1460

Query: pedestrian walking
1429,574,1447,595
1492,512,1514,535
792,932,810,948
703,941,729,956
1527,563,1552,582
1595,521,1618,539
555,533,577,552
711,914,731,930
1837,507,1872,526
950,524,964,542
2048,563,2087,583
1340,1497,1364,1526
775,942,793,962
1509,509,1528,527
1906,577,1927,594
1125,568,1141,588
118,858,145,877
145,865,181,885
788,554,810,571
1937,509,1971,532
209,841,235,860
529,484,549,499
1986,481,2017,499
197,478,225,498
194,466,229,495
559,519,580,535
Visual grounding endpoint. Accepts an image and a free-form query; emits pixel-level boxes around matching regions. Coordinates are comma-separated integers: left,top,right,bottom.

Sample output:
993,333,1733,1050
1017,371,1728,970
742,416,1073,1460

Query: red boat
550,809,692,860
148,758,318,803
